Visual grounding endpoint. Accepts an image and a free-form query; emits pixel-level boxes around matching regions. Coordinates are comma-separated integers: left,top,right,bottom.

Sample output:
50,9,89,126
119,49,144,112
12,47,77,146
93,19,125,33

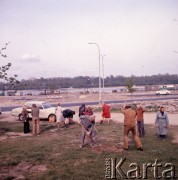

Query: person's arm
31,108,33,116
121,108,125,114
155,113,158,126
165,113,169,127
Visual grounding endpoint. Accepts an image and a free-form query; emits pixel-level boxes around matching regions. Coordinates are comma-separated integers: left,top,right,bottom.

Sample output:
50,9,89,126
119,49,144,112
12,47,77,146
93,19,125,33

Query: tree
125,77,135,100
0,42,19,89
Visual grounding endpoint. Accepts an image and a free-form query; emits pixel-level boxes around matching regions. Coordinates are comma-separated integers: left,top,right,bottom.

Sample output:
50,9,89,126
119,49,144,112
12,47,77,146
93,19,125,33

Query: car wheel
18,114,23,121
48,114,56,122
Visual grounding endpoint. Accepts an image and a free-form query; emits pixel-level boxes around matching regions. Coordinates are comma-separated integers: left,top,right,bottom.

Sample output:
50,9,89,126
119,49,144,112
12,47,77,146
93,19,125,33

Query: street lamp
88,42,101,103
101,54,106,94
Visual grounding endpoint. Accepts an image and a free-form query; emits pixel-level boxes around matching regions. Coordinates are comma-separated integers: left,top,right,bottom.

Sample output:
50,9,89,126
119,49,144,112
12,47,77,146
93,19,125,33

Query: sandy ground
1,110,178,125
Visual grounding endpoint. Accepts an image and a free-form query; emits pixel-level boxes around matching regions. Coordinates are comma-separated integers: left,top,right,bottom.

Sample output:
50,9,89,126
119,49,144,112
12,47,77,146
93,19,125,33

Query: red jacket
102,104,111,118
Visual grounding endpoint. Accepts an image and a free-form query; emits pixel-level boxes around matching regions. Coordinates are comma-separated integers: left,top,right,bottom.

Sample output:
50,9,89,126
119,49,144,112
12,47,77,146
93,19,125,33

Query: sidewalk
92,112,178,125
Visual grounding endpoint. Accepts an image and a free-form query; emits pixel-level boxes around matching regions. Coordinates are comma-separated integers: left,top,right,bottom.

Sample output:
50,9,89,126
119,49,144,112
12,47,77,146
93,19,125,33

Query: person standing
100,101,111,124
121,105,143,151
31,104,40,135
21,105,30,133
55,103,66,129
155,106,169,139
136,105,145,137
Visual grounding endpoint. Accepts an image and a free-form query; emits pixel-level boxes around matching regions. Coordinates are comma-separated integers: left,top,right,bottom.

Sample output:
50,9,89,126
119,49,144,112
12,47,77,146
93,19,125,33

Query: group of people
21,104,40,135
55,103,75,129
21,101,169,151
78,102,169,151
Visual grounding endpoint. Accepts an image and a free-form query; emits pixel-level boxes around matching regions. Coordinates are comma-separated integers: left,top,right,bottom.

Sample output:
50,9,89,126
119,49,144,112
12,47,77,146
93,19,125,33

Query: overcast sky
0,0,178,80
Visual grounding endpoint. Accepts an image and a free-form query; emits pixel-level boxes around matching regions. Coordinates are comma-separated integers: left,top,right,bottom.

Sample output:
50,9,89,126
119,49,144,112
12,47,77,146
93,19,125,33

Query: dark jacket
63,109,75,118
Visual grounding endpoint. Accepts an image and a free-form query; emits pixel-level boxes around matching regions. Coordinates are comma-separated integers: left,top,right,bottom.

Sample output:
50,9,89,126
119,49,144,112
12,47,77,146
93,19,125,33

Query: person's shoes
61,125,67,129
90,143,97,148
123,147,129,150
137,147,143,151
99,120,103,124
79,144,83,149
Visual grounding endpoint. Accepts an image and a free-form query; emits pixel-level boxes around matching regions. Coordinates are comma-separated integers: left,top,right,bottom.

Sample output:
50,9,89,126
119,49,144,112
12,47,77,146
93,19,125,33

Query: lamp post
88,42,101,103
101,54,106,94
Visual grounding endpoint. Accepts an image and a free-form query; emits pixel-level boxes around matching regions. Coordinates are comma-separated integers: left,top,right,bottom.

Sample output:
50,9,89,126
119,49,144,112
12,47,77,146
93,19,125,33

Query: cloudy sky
0,0,178,80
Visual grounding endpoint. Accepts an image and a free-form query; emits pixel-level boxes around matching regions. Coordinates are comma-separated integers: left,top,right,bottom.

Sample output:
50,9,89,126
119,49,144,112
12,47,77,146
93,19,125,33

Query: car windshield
42,103,52,109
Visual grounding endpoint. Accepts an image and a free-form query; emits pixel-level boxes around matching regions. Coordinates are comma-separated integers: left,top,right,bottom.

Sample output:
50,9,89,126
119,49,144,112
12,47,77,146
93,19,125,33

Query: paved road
1,96,178,112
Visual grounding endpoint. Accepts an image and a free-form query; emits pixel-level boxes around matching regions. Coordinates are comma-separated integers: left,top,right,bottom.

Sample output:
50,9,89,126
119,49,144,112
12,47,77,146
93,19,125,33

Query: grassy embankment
0,120,178,180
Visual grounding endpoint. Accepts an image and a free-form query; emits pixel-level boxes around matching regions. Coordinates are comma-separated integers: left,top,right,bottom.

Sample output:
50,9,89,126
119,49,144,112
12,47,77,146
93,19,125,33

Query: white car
11,101,56,121
155,89,171,95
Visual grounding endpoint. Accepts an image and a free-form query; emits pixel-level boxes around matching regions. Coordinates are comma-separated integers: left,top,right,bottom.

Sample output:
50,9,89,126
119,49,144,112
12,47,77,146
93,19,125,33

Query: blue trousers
137,121,145,137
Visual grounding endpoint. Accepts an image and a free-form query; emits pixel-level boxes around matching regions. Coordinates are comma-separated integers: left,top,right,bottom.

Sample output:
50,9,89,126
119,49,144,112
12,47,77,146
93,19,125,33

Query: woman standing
155,106,169,139
55,103,65,128
100,101,111,124
22,106,30,133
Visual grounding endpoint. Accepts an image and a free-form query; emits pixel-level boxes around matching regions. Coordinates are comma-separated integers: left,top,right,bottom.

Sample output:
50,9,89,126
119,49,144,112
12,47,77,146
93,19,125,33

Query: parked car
11,101,56,121
155,89,171,95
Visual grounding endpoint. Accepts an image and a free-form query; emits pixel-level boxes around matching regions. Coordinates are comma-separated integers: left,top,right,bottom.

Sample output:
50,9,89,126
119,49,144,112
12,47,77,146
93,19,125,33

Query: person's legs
123,126,130,149
140,121,145,136
89,127,95,146
80,127,86,148
27,121,30,133
32,118,36,135
24,122,27,133
100,117,104,124
61,121,67,128
36,118,40,134
106,118,111,124
131,127,143,150
137,121,141,136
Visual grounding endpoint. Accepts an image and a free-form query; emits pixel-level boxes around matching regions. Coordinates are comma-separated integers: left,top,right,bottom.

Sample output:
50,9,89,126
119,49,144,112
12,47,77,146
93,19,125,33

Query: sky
0,0,178,80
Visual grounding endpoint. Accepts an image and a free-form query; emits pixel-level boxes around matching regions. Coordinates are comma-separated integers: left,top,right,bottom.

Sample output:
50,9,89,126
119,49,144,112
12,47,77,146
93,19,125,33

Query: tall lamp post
101,54,106,94
88,42,101,103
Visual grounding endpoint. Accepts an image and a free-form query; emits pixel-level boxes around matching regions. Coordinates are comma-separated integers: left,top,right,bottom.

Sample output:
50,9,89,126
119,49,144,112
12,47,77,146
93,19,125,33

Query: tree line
1,73,178,91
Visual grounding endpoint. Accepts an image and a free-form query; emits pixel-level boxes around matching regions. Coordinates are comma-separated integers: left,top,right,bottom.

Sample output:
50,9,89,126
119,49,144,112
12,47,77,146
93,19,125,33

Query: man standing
31,104,40,135
121,105,143,151
136,105,145,137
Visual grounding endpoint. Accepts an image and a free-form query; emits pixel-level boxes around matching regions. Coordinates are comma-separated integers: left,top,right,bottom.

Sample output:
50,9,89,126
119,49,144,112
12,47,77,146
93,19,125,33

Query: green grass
0,120,178,179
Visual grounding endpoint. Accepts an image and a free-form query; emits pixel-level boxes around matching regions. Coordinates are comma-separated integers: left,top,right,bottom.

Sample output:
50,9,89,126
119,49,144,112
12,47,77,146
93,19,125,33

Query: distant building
159,85,175,90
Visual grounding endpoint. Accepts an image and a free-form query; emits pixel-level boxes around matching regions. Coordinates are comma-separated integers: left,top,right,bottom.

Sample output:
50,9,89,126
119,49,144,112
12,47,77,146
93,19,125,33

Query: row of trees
1,43,178,91
1,74,178,91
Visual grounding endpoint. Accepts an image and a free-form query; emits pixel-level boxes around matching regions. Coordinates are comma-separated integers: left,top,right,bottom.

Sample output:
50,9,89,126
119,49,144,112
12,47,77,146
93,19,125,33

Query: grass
0,120,178,180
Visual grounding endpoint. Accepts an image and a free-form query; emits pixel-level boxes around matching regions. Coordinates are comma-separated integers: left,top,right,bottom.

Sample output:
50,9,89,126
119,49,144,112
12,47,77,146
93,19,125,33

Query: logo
105,158,177,179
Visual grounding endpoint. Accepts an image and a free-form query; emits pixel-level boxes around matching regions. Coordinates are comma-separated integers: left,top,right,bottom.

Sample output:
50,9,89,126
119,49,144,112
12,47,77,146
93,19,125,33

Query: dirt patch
0,132,32,141
0,162,47,179
92,144,123,154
